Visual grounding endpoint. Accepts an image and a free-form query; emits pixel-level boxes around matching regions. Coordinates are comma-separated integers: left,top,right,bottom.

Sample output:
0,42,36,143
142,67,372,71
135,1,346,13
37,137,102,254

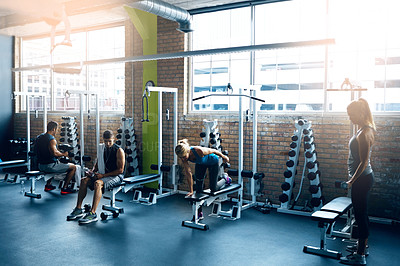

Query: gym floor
0,180,398,266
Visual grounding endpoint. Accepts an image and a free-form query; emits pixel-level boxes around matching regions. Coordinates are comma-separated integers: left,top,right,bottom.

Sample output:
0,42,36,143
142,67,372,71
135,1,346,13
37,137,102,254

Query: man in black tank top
67,130,125,224
35,121,77,194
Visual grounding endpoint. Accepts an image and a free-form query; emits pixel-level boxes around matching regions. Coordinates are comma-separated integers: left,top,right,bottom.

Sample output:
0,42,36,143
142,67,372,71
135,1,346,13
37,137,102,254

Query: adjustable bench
303,196,353,259
182,184,241,231
123,174,161,205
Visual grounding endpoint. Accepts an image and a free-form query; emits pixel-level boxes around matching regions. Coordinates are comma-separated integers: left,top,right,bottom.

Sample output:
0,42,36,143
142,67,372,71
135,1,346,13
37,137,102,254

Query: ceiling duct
128,0,193,33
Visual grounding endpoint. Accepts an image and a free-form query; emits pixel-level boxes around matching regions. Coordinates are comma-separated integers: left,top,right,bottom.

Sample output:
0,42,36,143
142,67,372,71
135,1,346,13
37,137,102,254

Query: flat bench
122,174,161,205
182,184,242,231
303,197,353,259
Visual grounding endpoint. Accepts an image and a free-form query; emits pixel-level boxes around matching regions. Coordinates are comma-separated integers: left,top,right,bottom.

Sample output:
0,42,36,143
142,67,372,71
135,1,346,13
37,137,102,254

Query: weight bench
182,184,241,231
303,196,353,259
123,174,161,205
0,160,28,183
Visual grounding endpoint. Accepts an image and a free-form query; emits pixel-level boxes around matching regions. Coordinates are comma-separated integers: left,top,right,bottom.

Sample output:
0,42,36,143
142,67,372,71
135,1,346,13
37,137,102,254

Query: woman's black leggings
194,163,225,193
351,172,374,239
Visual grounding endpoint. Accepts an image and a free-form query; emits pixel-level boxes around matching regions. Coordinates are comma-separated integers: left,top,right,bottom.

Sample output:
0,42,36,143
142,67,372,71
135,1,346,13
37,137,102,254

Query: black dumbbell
309,184,321,194
290,142,297,149
298,120,305,126
310,197,322,207
125,134,131,139
304,142,315,150
288,150,296,157
200,132,206,138
304,135,314,142
117,128,123,133
306,160,319,169
210,138,217,144
291,135,298,141
254,172,265,180
303,128,312,135
284,170,293,178
116,134,122,139
60,132,66,136
286,160,294,167
279,193,289,203
84,204,91,213
281,182,291,191
305,150,316,158
222,150,228,156
100,211,119,220
116,140,122,146
125,148,133,155
124,129,130,134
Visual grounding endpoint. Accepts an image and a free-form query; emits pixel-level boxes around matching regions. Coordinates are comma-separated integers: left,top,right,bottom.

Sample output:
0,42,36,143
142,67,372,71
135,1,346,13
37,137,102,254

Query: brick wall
13,18,400,220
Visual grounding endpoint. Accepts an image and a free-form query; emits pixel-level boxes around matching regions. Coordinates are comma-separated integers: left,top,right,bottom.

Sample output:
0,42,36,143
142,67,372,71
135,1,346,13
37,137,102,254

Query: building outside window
20,25,125,112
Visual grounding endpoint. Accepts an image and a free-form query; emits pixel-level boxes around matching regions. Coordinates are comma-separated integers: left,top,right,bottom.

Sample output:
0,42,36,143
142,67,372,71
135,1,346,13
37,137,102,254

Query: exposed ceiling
0,0,246,37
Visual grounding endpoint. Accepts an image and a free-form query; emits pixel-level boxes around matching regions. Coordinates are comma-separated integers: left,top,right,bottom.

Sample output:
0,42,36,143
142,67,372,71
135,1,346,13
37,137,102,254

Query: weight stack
117,117,139,176
60,116,80,164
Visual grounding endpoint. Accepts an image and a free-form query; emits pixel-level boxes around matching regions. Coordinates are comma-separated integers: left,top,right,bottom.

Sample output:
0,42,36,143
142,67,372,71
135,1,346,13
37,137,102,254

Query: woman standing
341,98,375,266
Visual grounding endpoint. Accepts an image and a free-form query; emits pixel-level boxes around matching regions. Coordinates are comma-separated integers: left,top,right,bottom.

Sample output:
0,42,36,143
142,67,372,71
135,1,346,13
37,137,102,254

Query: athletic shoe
223,173,232,186
61,187,74,195
340,253,366,265
67,207,84,221
346,244,369,256
44,184,56,192
78,212,98,225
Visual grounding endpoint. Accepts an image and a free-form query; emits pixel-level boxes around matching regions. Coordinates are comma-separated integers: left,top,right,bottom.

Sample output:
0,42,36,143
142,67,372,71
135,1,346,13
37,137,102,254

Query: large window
191,0,400,112
20,25,125,112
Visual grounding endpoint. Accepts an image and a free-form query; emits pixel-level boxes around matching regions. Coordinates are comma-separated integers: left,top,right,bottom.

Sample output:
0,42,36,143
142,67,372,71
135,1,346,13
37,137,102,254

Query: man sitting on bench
67,130,125,225
36,121,76,194
175,139,231,219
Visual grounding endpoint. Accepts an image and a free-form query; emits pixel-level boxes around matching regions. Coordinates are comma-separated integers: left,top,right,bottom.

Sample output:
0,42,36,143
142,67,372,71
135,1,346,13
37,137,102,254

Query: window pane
21,26,125,112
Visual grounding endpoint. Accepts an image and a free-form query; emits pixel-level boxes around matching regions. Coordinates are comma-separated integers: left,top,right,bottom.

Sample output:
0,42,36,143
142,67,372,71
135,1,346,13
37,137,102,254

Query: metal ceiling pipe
129,0,193,33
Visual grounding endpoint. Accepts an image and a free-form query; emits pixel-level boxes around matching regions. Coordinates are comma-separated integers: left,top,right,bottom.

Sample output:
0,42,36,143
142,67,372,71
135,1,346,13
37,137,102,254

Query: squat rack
193,85,265,212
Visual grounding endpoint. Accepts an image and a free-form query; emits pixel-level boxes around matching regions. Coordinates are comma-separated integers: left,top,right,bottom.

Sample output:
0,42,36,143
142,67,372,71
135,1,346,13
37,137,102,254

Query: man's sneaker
223,173,232,186
61,187,74,195
346,244,369,256
340,253,366,265
67,208,84,221
78,212,98,225
44,184,56,192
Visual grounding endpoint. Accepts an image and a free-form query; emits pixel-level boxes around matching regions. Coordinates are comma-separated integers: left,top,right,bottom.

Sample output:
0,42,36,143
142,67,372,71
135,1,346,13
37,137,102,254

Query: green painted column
125,7,159,183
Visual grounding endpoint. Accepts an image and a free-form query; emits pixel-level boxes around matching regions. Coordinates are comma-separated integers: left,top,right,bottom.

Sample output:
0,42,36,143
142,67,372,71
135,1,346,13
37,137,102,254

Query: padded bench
303,197,353,259
182,184,242,231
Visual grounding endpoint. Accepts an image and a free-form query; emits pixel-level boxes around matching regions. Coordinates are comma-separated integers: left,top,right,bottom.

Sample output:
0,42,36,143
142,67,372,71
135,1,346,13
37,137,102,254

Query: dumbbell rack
116,117,139,176
60,117,80,164
278,119,323,215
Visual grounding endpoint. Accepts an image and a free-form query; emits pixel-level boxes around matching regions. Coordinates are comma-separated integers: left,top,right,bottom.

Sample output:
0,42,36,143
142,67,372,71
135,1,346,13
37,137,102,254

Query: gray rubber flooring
0,178,399,266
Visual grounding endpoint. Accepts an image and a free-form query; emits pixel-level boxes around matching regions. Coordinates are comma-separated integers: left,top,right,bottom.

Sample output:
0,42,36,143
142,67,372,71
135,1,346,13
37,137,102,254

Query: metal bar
173,90,178,191
148,86,178,93
96,94,100,160
158,90,163,195
193,93,265,102
26,95,30,171
251,90,257,204
238,89,243,215
12,39,336,72
79,93,84,171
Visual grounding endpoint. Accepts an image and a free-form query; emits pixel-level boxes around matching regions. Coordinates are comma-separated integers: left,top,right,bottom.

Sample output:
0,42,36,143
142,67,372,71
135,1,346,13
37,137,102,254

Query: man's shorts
39,161,70,173
88,174,124,193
